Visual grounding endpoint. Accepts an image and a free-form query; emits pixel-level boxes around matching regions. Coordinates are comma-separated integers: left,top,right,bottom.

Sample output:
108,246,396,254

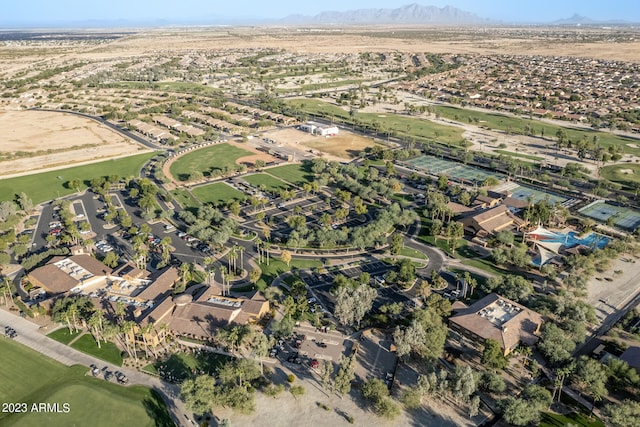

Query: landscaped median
0,337,171,427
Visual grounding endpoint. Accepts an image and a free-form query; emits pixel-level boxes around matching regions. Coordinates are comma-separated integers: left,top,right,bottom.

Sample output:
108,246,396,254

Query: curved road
0,309,190,427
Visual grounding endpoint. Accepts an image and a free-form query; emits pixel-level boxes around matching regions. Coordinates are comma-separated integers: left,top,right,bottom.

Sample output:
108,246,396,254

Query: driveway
0,309,191,427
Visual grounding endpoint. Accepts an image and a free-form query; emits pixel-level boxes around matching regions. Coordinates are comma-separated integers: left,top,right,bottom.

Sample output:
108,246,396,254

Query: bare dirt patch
264,128,376,160
0,110,148,176
228,140,277,166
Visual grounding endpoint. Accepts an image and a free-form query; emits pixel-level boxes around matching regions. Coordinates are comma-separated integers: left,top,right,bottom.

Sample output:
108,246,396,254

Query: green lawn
70,334,123,366
0,152,154,204
446,267,488,289
169,143,253,181
0,337,172,427
169,188,201,211
191,182,246,206
152,351,231,381
257,258,323,290
600,163,640,189
434,105,640,156
244,173,291,192
47,328,82,345
399,247,428,260
265,163,314,186
540,411,604,427
286,99,466,146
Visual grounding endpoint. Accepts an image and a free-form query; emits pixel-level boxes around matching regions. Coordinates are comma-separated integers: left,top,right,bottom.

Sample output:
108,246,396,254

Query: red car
310,359,319,369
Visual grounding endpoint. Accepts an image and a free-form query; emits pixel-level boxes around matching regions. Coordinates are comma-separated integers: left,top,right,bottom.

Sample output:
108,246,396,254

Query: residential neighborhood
1,4,640,427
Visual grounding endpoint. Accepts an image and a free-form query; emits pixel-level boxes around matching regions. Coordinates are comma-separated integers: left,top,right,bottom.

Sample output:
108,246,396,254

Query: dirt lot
0,110,148,177
264,127,377,161
96,28,640,63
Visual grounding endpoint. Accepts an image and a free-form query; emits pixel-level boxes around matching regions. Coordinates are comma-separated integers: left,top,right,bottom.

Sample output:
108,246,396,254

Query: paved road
0,309,191,427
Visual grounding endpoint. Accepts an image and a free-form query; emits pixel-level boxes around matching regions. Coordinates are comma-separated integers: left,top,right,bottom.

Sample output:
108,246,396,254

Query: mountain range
1,3,636,28
282,3,487,25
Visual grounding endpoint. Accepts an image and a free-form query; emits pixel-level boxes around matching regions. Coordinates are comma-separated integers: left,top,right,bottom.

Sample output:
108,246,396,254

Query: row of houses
127,119,179,144
181,110,245,136
152,115,206,138
224,101,296,126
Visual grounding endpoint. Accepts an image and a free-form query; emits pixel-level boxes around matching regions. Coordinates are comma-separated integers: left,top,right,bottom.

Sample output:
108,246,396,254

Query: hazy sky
3,0,639,24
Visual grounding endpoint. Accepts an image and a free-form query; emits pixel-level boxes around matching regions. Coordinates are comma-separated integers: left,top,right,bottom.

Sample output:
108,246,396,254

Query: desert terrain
88,27,640,62
0,110,149,177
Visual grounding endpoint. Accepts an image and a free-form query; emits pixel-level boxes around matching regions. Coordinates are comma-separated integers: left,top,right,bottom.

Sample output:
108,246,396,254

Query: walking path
0,308,191,427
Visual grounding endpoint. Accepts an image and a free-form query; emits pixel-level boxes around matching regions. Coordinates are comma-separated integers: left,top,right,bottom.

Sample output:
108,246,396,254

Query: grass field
0,153,154,204
600,163,640,189
150,351,231,381
243,173,291,192
399,247,428,260
70,334,123,366
169,188,201,211
540,411,604,427
265,163,314,186
169,143,253,181
0,337,172,427
434,105,640,156
191,182,246,206
47,328,81,345
286,99,466,146
257,258,323,290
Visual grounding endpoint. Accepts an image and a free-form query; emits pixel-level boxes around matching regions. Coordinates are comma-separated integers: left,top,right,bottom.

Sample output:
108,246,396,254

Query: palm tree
238,246,245,273
112,300,125,324
255,238,263,264
0,277,15,307
179,263,193,290
219,266,228,296
228,246,238,276
203,256,215,286
263,241,271,266
552,365,574,403
139,323,157,359
118,321,138,361
88,310,105,349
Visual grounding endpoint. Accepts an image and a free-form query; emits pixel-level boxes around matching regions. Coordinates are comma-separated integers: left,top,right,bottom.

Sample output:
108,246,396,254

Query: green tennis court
510,185,568,205
403,155,503,185
579,201,640,230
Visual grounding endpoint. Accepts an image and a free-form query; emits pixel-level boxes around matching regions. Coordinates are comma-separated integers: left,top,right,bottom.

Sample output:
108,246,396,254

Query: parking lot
354,329,397,385
268,323,353,373
299,259,412,314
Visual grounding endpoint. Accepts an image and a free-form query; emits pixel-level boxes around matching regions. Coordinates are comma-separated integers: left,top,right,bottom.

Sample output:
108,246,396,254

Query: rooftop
477,298,523,327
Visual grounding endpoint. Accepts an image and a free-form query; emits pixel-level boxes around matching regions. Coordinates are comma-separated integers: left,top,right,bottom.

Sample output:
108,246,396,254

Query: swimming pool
528,228,610,266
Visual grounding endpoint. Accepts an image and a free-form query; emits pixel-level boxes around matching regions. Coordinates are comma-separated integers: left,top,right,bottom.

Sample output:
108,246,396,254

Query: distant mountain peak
552,13,594,25
281,3,488,25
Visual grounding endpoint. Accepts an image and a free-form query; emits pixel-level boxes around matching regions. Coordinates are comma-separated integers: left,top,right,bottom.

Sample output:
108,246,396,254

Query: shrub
287,374,296,383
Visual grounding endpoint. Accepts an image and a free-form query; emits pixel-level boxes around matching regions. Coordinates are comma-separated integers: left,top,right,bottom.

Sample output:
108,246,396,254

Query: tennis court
579,201,640,230
509,185,567,205
448,165,501,184
405,156,460,175
403,155,503,185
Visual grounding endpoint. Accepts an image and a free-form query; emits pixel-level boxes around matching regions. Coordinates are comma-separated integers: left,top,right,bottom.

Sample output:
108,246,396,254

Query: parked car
115,371,129,384
4,326,17,338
